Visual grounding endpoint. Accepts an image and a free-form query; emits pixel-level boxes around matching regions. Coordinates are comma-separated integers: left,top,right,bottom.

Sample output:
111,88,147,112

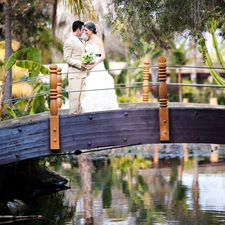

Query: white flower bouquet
81,51,96,64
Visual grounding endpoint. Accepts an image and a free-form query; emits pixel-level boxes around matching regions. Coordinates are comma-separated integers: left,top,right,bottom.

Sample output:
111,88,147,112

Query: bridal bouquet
81,51,96,64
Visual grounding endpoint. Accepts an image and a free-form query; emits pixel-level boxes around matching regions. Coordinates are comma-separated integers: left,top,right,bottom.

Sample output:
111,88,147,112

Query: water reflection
3,144,225,224
52,144,225,225
78,154,93,224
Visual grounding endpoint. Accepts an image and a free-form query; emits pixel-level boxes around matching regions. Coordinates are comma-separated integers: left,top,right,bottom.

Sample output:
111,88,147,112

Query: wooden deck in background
1,102,225,166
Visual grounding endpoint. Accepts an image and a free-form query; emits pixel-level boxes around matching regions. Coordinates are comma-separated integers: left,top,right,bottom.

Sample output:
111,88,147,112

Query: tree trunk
4,0,12,106
52,0,58,42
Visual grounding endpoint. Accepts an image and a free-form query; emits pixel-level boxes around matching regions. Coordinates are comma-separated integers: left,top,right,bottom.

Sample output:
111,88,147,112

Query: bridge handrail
48,56,171,150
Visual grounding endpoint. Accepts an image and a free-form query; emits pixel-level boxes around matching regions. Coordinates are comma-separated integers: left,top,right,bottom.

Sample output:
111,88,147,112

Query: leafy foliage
16,60,49,76
1,48,51,119
4,48,49,75
0,0,52,49
62,0,96,21
106,0,225,57
3,104,17,118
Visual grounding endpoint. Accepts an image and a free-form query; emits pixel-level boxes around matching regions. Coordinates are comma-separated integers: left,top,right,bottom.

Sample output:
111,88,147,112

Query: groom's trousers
68,76,86,114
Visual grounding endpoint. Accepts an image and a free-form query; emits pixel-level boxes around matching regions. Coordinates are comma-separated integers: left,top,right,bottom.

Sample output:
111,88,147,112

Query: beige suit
63,35,87,114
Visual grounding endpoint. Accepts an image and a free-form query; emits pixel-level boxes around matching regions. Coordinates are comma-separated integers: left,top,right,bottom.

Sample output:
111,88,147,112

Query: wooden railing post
142,60,150,102
158,56,170,141
57,67,62,109
49,64,60,150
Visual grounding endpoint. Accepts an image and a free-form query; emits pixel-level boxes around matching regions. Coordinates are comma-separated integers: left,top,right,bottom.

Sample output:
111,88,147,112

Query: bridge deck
0,102,225,166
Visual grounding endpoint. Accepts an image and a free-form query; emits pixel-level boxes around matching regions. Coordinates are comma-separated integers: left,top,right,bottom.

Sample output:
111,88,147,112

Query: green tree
106,0,225,57
107,0,225,87
0,0,52,49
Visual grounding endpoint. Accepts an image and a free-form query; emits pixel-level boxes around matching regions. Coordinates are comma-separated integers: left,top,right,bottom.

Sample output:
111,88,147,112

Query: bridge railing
48,56,170,150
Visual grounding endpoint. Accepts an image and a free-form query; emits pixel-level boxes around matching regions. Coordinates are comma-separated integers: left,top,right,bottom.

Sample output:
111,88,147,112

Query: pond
1,143,225,225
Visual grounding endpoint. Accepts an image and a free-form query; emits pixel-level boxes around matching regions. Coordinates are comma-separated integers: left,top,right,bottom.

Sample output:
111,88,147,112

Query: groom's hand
81,65,87,71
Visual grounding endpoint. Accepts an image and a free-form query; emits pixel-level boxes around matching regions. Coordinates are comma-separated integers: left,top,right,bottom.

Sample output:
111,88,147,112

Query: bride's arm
95,39,105,64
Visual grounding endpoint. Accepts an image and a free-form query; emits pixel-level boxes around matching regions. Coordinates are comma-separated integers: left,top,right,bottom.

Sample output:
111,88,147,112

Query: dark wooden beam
1,107,225,165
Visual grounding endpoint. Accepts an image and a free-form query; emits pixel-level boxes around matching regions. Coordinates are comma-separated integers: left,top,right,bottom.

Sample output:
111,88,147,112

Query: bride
81,21,120,113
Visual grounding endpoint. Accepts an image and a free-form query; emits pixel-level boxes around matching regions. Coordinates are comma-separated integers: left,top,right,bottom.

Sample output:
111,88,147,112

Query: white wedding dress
81,44,120,112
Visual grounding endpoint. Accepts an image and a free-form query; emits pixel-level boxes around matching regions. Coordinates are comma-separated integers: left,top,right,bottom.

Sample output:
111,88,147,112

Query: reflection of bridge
1,56,225,166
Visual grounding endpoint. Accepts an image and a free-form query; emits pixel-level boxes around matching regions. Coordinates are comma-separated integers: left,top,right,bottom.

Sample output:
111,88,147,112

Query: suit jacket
63,35,86,79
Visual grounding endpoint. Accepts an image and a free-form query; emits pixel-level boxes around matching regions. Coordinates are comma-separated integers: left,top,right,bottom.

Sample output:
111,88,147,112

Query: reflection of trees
48,145,225,225
106,155,163,224
162,146,219,225
49,154,94,225
29,192,74,225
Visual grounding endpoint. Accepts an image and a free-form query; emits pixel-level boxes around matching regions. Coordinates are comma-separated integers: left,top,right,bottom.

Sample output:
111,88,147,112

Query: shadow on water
1,143,225,224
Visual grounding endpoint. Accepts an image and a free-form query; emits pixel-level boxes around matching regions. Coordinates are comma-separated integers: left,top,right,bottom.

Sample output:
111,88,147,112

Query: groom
63,20,86,114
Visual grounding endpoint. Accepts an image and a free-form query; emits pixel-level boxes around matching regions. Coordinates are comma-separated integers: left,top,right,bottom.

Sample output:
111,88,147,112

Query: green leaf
30,96,38,115
3,104,17,119
28,70,39,78
4,48,31,70
150,48,164,60
14,100,28,110
30,95,46,114
26,48,41,78
30,83,46,114
4,48,43,72
0,61,4,66
16,60,49,76
27,48,41,64
169,40,176,49
26,48,42,77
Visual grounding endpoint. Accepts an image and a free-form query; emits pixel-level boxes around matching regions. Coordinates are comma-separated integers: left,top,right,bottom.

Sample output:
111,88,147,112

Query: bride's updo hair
84,21,97,34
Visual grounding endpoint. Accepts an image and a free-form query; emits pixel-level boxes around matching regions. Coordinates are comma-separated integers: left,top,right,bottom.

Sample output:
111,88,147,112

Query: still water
2,143,225,225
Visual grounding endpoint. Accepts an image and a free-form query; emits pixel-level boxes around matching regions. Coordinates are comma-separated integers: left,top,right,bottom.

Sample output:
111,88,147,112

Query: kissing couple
63,20,120,114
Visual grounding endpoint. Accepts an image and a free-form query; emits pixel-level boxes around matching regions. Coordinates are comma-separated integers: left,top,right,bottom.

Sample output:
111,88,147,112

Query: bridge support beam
49,65,60,150
158,56,170,142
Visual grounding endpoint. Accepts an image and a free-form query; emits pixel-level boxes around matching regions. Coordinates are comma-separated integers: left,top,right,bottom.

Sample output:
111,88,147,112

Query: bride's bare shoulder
93,35,102,43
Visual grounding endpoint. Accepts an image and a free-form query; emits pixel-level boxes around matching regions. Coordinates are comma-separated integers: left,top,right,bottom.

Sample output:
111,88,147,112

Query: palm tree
51,0,96,40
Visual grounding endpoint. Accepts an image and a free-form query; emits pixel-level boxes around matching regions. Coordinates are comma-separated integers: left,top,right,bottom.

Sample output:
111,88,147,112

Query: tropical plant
0,47,49,120
198,17,225,86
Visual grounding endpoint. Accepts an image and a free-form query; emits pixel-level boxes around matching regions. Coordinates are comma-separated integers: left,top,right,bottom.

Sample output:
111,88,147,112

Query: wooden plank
1,107,225,165
0,118,50,165
169,108,225,144
59,108,160,152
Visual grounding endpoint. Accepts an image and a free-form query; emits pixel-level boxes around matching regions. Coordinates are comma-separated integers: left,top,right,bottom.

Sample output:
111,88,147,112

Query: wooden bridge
1,56,225,166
